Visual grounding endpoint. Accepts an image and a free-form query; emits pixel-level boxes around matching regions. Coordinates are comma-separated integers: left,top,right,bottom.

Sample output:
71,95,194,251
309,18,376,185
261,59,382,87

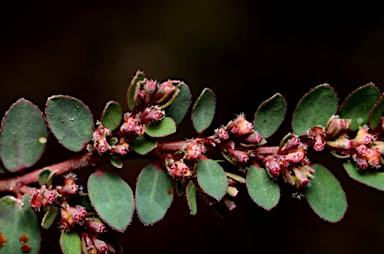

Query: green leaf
60,232,81,254
369,93,384,129
254,93,287,138
164,83,191,125
135,163,173,225
38,169,52,187
292,84,338,135
132,134,157,155
0,195,41,254
109,155,123,169
305,164,347,223
145,117,176,138
191,88,216,134
246,165,280,210
186,181,197,215
175,179,185,197
196,158,228,201
41,206,59,230
127,70,145,111
46,95,94,152
101,100,122,131
343,161,384,191
0,98,48,172
339,83,380,131
88,171,134,232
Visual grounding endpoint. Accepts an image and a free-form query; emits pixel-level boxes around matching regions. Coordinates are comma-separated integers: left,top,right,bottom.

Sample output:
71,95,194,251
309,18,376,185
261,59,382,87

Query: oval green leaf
46,95,94,152
132,134,157,155
369,93,384,130
246,165,280,210
127,70,145,111
196,158,228,201
191,88,216,134
135,163,173,225
339,83,380,131
88,171,134,232
38,169,51,187
343,161,384,191
60,232,81,254
101,100,122,131
0,195,41,254
0,98,48,172
145,117,176,138
254,93,287,138
186,180,197,215
305,164,347,223
41,206,59,230
164,83,191,125
292,84,338,135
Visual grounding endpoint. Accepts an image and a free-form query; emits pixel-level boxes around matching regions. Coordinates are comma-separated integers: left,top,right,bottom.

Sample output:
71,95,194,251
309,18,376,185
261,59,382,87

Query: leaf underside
246,165,280,210
305,164,347,223
88,171,135,232
135,163,173,225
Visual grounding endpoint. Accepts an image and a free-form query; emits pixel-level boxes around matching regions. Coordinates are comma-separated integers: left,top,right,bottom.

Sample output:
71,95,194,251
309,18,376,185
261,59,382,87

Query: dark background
1,1,384,253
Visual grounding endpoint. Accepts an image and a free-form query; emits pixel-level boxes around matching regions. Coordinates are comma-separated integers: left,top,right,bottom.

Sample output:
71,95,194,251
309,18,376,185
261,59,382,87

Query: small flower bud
282,168,296,186
184,142,204,160
166,160,192,179
223,198,236,211
215,127,229,140
227,114,254,136
284,148,306,163
352,126,374,147
86,219,106,233
153,80,176,103
241,132,263,145
265,158,281,178
227,148,249,163
279,135,301,154
326,138,351,150
134,124,145,136
292,167,309,187
92,238,108,253
226,186,239,197
325,115,351,137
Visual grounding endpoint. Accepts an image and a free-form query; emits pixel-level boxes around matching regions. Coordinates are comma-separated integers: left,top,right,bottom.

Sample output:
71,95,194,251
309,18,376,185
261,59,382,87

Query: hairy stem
0,153,103,194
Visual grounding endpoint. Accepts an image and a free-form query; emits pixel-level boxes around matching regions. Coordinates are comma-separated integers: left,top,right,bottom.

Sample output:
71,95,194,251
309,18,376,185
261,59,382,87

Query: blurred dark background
1,1,384,253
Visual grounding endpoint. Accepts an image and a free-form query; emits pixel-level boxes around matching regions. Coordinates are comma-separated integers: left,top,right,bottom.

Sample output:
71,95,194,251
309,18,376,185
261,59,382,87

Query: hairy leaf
191,88,216,134
145,117,176,138
254,93,287,138
305,164,347,223
135,163,173,225
196,158,228,201
41,206,59,230
246,165,280,210
101,100,122,131
0,98,48,172
339,83,380,131
127,70,145,111
60,232,81,254
38,169,52,187
344,161,384,191
186,180,197,215
46,95,94,152
88,171,134,232
0,195,41,254
164,83,191,125
132,134,157,155
369,93,384,130
292,84,338,135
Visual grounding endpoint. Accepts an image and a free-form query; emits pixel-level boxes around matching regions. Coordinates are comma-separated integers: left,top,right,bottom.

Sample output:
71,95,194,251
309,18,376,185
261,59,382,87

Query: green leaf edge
101,100,123,131
254,93,287,138
191,88,216,134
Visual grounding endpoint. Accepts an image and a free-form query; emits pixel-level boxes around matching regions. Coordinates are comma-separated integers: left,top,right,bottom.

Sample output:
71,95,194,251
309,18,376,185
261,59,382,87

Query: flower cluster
30,173,80,210
262,134,315,189
215,114,265,166
324,115,384,170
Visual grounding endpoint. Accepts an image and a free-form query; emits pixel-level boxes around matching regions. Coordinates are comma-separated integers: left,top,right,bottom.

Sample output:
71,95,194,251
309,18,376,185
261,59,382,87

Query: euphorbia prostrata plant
0,70,384,253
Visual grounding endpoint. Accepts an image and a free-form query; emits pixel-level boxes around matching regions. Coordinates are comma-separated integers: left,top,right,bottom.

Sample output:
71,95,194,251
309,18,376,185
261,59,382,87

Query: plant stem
0,153,102,194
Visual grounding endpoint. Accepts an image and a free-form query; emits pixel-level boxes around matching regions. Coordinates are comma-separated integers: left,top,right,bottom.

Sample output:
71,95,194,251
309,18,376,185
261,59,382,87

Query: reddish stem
0,153,102,194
